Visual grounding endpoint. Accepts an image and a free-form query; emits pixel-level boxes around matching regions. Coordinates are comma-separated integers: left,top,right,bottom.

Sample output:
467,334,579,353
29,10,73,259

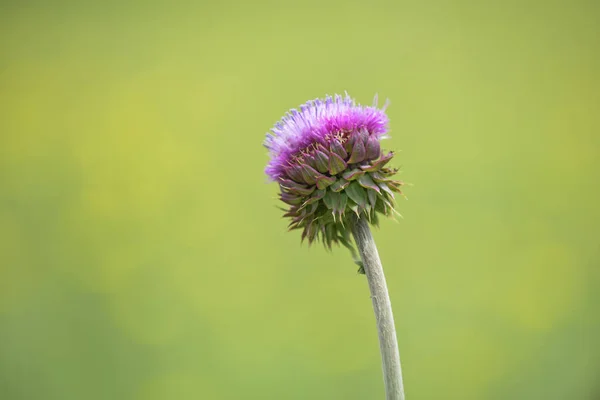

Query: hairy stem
351,217,405,400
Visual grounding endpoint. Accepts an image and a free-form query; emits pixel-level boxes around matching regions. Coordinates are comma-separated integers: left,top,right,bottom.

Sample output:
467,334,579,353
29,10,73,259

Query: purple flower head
264,93,404,253
264,93,389,181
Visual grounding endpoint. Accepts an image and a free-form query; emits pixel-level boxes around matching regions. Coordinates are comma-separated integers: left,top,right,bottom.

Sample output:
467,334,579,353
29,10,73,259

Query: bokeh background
1,1,599,399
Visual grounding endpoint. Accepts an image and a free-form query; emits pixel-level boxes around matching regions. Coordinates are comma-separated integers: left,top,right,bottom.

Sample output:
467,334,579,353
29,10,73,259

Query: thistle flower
264,93,404,249
264,93,407,399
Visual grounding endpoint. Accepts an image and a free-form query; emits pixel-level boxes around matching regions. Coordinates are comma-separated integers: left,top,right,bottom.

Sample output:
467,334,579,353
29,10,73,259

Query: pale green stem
351,217,405,400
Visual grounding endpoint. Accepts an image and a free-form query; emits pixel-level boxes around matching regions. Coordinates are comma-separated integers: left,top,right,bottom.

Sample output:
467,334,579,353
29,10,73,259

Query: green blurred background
1,1,599,399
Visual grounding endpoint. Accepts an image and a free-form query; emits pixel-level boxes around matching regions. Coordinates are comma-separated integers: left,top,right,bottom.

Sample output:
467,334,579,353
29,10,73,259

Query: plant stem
351,217,405,400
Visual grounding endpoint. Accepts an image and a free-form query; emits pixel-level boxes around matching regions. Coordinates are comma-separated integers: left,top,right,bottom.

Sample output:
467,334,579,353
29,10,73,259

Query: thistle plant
264,93,406,400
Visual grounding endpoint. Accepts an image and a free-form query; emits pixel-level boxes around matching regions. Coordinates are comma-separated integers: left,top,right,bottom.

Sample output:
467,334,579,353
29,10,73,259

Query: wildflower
265,94,408,398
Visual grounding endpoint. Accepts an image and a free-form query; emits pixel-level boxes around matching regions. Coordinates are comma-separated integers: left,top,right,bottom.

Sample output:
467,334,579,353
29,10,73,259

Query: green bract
279,133,404,249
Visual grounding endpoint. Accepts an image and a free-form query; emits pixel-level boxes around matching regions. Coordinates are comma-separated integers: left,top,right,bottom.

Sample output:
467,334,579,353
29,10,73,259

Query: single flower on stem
264,93,407,400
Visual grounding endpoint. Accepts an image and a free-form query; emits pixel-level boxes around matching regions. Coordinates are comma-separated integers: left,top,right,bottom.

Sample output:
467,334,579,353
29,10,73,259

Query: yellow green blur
0,1,598,399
